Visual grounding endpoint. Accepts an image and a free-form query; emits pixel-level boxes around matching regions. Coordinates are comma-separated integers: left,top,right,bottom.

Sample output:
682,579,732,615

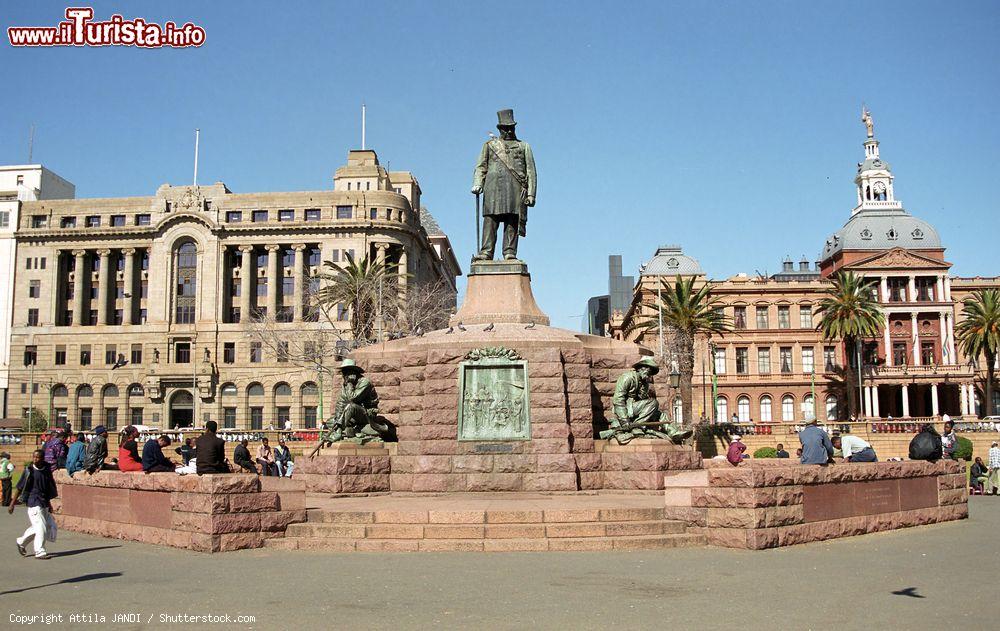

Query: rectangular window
229,306,241,323
135,214,151,226
370,208,378,220
330,249,340,263
278,209,294,222
79,408,93,431
26,258,32,270
105,345,117,365
31,215,47,228
802,347,815,374
140,251,149,271
29,280,40,298
115,281,125,299
921,342,935,365
140,280,148,299
39,257,45,270
105,408,118,431
130,343,143,365
758,348,771,374
55,346,66,365
223,407,237,429
139,308,147,324
303,406,317,429
175,342,191,363
250,342,262,363
85,215,100,227
304,208,320,222
888,278,906,302
336,303,348,321
308,247,321,266
257,278,267,297
23,345,37,365
824,346,837,372
176,305,195,323
276,407,290,427
336,205,352,219
277,341,289,363
777,306,790,329
892,342,908,366
27,309,38,326
225,211,242,223
61,216,76,228
733,306,746,330
88,309,98,325
223,342,236,364
130,408,143,425
282,276,295,296
0,211,9,228
344,249,354,262
713,348,726,374
735,347,749,374
755,306,769,329
252,209,268,223
80,345,91,365
277,306,293,322
779,347,793,374
250,407,263,430
799,306,812,329
110,215,126,227
63,310,73,326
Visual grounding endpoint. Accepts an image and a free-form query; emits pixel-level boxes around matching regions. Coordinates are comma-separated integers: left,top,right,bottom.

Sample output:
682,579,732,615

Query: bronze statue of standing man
471,109,537,261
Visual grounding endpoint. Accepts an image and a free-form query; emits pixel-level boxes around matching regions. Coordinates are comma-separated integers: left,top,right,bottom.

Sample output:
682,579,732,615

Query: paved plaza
1,498,997,629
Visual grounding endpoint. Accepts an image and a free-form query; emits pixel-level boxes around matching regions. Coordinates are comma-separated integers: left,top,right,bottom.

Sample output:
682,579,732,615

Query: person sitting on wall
970,456,989,494
65,432,87,477
142,435,176,473
274,437,294,477
941,421,958,460
233,439,258,474
775,443,790,458
42,430,68,471
798,418,834,465
174,438,196,467
832,434,877,462
909,424,943,462
195,421,230,475
83,426,110,473
117,426,143,472
255,437,278,476
727,435,746,466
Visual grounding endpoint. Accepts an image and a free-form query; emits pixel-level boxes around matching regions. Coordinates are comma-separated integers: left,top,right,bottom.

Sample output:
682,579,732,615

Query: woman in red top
117,427,143,472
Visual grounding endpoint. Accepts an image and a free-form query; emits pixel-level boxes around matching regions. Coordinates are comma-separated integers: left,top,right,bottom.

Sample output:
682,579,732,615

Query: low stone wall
295,443,393,494
663,460,968,549
53,471,307,552
582,440,703,490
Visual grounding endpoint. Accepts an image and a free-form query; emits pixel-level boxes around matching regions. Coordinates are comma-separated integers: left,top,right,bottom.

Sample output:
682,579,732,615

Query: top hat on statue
496,109,517,128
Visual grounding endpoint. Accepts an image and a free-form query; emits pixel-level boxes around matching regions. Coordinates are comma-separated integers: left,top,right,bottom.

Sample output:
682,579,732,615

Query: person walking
8,449,58,559
0,452,14,506
987,441,1000,495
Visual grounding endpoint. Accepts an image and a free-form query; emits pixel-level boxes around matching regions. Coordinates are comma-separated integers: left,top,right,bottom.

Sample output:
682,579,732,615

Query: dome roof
821,208,941,260
640,245,704,277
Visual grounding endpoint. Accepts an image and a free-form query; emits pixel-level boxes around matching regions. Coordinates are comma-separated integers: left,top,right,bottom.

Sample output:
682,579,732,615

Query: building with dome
609,115,999,423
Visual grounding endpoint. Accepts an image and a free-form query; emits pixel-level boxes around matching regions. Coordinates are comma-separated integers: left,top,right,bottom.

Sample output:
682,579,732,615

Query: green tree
814,271,885,417
955,289,1000,418
21,407,49,433
314,254,393,345
628,276,731,425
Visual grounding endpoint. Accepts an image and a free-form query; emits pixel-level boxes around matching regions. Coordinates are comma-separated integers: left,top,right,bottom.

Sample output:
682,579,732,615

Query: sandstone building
6,149,460,430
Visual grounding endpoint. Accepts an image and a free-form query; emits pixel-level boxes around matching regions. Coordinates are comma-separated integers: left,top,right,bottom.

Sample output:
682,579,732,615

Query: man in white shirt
831,435,877,462
987,441,1000,495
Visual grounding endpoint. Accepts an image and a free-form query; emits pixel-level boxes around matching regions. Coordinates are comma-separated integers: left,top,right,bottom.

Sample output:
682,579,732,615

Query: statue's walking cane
475,192,481,254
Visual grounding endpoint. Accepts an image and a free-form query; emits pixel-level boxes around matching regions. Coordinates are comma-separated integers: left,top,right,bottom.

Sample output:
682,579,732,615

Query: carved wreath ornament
465,347,522,361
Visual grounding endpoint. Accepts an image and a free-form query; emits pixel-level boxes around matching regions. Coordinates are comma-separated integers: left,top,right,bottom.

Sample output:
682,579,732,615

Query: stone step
306,507,667,525
264,533,707,552
286,519,686,540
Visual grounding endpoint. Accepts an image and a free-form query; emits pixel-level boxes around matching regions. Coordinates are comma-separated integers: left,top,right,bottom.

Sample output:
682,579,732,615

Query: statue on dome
861,106,874,139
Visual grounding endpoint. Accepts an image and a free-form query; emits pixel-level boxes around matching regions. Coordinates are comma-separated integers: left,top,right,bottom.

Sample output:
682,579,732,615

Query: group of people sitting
969,441,1000,495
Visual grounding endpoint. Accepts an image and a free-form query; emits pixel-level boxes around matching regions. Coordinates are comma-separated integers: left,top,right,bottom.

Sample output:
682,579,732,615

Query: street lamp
668,368,681,388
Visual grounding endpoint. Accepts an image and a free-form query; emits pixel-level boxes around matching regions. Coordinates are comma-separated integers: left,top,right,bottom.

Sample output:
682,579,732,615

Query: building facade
6,149,460,430
0,165,75,419
611,121,1000,423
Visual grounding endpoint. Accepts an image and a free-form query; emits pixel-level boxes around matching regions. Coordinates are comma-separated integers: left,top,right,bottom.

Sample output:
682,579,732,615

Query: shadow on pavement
47,544,122,558
0,572,122,596
891,587,925,598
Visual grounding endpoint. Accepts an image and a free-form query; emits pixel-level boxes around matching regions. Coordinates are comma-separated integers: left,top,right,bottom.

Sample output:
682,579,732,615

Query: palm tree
956,289,1000,418
628,275,731,425
314,255,392,344
814,270,885,417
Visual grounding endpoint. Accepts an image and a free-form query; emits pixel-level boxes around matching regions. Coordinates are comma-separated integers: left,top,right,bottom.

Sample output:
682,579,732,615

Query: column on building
880,276,889,302
935,276,944,302
946,312,957,363
910,312,920,365
398,246,408,297
944,276,952,301
266,244,280,317
122,248,136,325
908,276,916,303
901,384,910,418
239,246,253,321
871,385,880,417
938,314,948,364
72,250,87,326
960,383,969,416
968,383,977,416
931,383,939,417
883,323,892,366
864,386,872,417
97,249,111,325
292,244,306,321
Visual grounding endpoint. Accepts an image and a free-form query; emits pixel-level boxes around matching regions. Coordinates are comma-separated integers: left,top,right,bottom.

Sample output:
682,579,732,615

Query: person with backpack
8,449,58,559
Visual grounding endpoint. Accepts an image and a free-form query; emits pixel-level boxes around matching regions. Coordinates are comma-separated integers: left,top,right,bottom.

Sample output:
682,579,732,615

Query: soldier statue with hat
471,108,537,261
311,359,388,456
601,358,693,445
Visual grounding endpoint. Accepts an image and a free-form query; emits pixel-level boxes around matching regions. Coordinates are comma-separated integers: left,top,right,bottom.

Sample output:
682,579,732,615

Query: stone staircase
265,505,705,552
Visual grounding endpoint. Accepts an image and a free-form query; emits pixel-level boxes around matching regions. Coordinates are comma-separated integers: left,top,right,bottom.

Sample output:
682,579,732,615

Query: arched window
715,396,728,423
301,382,318,396
221,383,238,397
174,241,197,324
801,394,815,421
825,395,839,421
274,383,292,397
127,384,144,397
247,383,265,397
673,397,683,424
77,385,93,398
781,395,795,422
760,395,772,422
737,396,751,423
102,384,119,398
51,385,68,398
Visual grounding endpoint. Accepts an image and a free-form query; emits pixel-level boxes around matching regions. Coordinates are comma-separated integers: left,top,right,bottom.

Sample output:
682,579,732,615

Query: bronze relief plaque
458,347,530,441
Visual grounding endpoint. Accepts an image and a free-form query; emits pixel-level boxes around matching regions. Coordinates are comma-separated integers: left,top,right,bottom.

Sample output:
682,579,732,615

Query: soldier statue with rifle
600,358,693,445
310,359,388,457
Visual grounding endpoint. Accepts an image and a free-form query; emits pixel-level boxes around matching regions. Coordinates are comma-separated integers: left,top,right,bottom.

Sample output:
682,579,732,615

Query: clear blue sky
3,1,998,330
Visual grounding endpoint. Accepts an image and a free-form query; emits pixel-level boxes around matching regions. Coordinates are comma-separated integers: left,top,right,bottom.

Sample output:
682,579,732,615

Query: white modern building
0,165,75,419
